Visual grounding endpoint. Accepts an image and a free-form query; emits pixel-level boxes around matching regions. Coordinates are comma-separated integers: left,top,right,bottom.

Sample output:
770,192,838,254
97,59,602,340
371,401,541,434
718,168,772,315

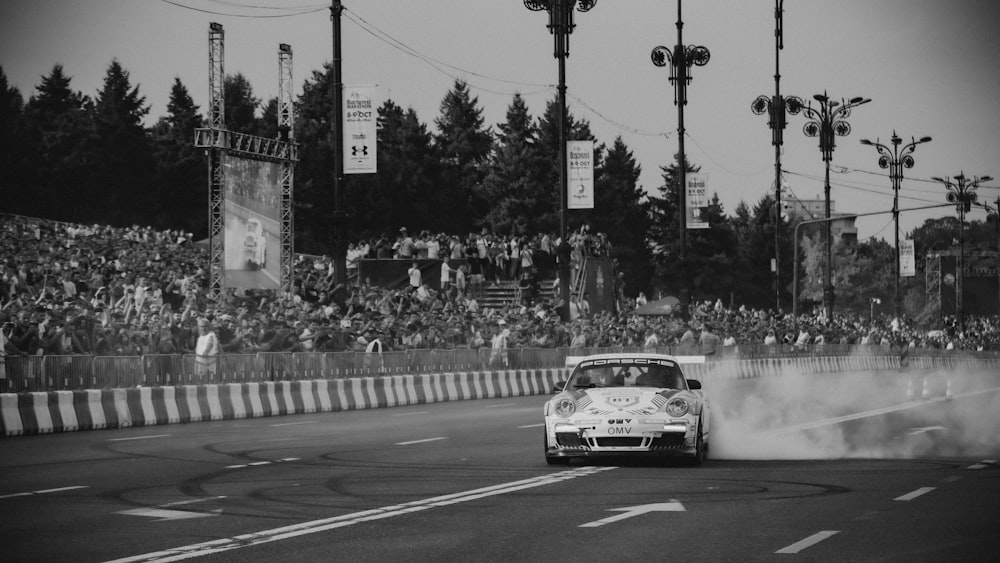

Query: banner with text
900,239,915,277
343,85,377,174
686,173,709,229
567,140,594,209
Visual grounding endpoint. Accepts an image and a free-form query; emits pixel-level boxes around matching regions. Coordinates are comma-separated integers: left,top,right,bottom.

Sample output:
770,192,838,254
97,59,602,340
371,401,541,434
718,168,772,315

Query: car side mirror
553,381,566,393
686,379,702,390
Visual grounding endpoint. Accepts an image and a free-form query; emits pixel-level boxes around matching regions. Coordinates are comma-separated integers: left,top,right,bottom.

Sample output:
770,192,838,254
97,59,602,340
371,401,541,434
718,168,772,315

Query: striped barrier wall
1,355,980,437
0,368,567,436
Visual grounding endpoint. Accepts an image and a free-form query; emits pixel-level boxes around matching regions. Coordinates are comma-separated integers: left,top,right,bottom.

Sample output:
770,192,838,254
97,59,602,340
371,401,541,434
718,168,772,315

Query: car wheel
544,431,569,465
689,421,706,466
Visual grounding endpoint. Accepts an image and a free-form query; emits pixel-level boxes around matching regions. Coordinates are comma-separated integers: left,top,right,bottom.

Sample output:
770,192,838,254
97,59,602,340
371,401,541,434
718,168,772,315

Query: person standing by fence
194,317,219,378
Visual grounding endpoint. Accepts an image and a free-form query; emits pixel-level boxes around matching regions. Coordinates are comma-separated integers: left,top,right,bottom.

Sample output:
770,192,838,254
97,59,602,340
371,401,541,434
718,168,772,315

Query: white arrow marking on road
116,508,221,522
579,501,686,527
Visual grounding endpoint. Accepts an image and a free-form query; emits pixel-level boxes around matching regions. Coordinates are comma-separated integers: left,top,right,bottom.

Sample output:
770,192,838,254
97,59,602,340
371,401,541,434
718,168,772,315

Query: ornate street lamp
859,132,931,323
651,0,709,317
931,173,993,332
750,0,797,313
786,91,871,323
524,0,596,321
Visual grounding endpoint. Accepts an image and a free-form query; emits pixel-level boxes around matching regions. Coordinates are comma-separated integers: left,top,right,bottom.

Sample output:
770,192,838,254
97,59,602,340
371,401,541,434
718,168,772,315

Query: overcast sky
2,0,999,241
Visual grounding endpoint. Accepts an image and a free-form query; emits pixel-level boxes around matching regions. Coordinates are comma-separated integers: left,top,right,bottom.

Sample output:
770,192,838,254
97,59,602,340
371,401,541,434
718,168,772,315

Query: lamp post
932,173,993,333
751,0,798,313
859,132,931,324
651,0,709,317
787,91,871,323
524,0,596,321
329,0,347,287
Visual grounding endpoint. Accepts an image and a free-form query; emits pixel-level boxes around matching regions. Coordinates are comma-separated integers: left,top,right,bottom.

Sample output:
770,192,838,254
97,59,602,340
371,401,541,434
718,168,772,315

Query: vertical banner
686,173,709,229
343,85,377,174
567,140,594,210
900,239,916,277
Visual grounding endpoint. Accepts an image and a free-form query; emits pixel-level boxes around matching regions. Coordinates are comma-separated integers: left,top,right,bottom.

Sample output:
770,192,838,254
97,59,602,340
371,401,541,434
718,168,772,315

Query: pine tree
433,79,491,233
150,77,205,234
224,73,260,135
88,59,153,225
23,65,93,221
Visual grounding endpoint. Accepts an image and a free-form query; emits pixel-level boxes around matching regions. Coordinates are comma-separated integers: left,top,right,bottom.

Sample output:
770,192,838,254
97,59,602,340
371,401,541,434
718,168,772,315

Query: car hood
566,388,691,417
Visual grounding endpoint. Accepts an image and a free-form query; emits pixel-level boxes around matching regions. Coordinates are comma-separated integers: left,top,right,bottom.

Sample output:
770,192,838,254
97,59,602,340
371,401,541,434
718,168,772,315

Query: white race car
544,353,710,465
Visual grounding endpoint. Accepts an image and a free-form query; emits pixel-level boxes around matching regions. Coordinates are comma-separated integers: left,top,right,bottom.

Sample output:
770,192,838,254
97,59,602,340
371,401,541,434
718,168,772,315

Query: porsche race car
543,353,710,465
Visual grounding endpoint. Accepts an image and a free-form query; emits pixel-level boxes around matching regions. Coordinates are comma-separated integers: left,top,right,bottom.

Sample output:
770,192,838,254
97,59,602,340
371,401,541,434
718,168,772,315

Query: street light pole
932,173,994,333
859,132,931,324
524,0,596,321
751,0,798,313
651,0,710,317
329,0,347,288
787,91,870,323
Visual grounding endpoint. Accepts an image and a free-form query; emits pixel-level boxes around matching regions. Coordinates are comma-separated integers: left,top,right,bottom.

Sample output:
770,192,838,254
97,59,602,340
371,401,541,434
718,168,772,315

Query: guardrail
1,344,995,393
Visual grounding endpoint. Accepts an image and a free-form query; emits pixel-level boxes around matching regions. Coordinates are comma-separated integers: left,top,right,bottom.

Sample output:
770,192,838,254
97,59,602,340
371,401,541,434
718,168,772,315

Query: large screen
221,154,282,290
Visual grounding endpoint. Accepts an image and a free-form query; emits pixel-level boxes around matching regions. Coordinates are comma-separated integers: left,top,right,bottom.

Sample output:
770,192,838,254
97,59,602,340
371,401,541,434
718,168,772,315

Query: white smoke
706,367,1000,460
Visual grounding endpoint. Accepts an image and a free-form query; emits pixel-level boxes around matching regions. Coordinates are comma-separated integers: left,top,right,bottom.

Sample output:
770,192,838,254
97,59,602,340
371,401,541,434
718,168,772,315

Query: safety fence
1,344,996,393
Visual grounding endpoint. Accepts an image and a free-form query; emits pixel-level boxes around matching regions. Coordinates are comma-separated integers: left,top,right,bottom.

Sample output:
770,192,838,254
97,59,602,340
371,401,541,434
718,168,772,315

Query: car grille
650,433,686,449
594,437,644,447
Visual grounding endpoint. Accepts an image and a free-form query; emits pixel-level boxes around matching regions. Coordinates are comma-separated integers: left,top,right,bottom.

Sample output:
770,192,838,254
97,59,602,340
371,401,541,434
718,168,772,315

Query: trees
150,77,205,234
433,79,491,235
22,64,93,221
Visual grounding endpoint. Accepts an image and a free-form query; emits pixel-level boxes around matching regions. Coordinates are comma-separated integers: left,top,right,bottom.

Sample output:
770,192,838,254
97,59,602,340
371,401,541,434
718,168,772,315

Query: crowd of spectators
2,214,998,361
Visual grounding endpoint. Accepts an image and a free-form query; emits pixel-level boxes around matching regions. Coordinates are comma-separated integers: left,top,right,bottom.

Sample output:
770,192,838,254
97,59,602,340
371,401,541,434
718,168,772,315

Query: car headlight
553,397,577,417
665,397,689,417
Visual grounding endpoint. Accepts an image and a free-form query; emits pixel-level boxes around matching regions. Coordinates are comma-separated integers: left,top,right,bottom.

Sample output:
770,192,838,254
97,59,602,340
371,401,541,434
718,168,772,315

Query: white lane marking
161,496,227,508
767,387,1000,436
907,425,946,436
518,423,545,429
270,421,317,427
117,508,220,522
225,458,299,470
105,466,616,563
0,485,88,499
392,411,429,417
109,435,171,442
395,437,448,446
894,487,935,501
968,459,996,470
776,530,839,554
579,501,685,527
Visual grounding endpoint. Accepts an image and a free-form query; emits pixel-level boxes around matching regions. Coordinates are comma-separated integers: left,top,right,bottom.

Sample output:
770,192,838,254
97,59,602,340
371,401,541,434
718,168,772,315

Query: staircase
470,279,557,309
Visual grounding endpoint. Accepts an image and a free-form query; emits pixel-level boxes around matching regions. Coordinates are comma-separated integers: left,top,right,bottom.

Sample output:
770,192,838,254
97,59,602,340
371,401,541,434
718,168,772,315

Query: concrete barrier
0,354,973,437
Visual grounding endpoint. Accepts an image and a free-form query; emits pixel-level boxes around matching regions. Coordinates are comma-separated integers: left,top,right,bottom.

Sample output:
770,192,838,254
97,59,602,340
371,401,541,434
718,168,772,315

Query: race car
243,218,266,270
543,353,710,465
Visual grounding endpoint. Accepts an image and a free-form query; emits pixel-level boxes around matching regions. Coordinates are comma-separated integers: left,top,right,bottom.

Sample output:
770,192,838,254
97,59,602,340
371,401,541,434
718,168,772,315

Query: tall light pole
329,0,347,287
932,173,993,333
751,0,799,313
524,0,596,321
859,132,931,323
787,91,870,323
651,0,709,317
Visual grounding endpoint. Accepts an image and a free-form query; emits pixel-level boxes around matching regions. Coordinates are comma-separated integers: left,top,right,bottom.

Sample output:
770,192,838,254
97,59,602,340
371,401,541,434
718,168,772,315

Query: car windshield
567,360,686,390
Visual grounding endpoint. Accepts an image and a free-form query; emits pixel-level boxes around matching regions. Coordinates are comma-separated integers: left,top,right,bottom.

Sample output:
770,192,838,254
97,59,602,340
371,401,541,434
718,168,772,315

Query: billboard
900,239,915,277
567,140,594,209
221,154,282,290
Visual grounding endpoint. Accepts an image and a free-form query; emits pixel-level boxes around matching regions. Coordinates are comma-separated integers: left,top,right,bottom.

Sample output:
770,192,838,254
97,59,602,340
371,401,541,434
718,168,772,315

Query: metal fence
0,344,995,393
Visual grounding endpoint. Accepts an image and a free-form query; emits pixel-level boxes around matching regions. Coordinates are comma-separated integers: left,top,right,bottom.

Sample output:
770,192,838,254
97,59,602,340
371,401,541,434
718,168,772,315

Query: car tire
689,421,706,466
544,431,569,465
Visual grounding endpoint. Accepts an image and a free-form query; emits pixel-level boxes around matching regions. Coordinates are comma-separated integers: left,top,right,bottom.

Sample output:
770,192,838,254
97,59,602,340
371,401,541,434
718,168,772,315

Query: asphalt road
2,368,999,563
